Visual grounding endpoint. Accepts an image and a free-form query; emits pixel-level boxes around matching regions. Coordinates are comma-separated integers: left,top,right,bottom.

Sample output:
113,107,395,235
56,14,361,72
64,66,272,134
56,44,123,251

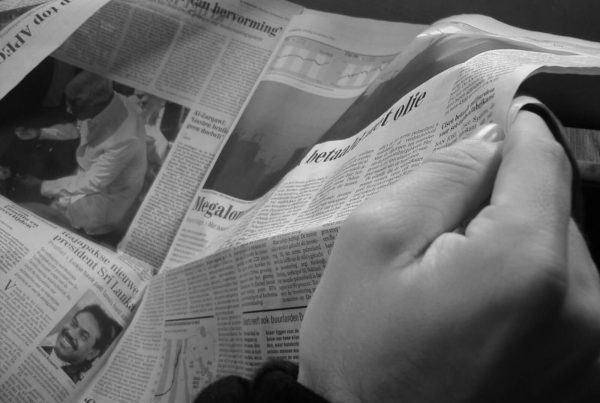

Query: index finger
488,110,572,245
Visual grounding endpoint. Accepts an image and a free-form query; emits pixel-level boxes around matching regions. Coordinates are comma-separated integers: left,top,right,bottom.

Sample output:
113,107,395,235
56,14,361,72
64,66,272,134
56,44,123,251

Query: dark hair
76,304,121,354
65,71,113,106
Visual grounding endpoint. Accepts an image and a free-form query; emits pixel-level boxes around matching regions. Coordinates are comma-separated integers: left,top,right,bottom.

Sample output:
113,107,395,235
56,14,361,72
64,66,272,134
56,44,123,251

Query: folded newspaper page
81,13,600,403
163,12,600,268
162,10,427,268
0,0,110,99
131,13,599,403
2,2,600,402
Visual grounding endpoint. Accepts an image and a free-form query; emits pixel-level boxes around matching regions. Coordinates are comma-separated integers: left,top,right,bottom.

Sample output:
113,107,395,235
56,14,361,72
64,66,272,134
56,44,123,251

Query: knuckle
344,201,422,258
506,242,568,304
426,141,495,176
478,207,569,306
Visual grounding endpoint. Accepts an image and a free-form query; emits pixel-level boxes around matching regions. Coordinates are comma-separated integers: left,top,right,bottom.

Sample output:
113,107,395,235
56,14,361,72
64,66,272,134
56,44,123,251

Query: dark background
293,0,600,42
293,0,600,261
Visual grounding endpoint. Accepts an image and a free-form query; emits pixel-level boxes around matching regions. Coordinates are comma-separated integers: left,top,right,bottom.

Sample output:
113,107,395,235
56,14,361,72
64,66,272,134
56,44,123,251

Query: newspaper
1,2,600,402
163,10,427,268
161,12,600,267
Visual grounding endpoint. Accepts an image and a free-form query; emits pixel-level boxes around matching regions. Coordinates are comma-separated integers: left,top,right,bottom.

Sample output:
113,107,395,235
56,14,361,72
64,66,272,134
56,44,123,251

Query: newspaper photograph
0,62,188,248
37,290,123,385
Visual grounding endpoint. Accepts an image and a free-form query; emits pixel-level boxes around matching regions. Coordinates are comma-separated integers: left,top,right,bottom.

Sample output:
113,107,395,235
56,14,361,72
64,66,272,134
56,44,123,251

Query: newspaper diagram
270,36,396,89
153,319,216,403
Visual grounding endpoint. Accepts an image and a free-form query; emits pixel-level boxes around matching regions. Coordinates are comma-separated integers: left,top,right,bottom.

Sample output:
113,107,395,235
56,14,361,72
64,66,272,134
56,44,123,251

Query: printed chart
268,36,396,89
154,325,216,403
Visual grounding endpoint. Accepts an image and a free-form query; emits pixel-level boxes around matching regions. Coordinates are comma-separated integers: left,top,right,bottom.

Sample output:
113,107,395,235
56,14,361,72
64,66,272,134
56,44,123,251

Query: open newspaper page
0,197,152,402
164,13,600,270
0,0,302,270
49,0,301,269
105,13,600,401
0,1,298,402
71,11,425,403
163,10,426,269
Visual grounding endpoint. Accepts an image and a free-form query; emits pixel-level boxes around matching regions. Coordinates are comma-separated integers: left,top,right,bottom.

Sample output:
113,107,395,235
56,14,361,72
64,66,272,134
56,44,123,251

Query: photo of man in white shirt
16,71,147,236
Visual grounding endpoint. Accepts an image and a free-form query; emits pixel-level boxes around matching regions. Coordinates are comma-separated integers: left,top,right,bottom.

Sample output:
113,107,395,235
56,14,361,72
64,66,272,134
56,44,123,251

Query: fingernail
467,123,504,142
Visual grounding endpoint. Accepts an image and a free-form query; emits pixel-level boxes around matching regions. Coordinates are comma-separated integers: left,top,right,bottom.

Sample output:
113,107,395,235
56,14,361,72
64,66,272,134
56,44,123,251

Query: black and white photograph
203,80,356,201
39,291,122,384
2,1,600,402
0,58,188,247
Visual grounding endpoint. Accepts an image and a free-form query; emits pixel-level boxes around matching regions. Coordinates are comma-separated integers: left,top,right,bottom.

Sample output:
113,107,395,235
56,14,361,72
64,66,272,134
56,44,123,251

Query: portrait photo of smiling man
40,299,121,384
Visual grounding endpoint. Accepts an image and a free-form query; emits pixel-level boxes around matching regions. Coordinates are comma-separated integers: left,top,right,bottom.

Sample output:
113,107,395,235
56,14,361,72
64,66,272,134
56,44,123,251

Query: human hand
298,111,600,402
14,126,40,141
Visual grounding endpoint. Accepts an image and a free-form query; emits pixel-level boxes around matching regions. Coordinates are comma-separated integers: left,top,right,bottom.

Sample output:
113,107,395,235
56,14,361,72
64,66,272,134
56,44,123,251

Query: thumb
345,123,503,263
